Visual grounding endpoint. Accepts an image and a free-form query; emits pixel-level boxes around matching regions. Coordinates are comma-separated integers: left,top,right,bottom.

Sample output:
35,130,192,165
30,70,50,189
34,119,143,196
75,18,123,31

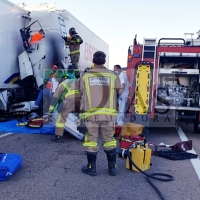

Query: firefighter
63,27,83,69
79,51,123,176
48,71,80,143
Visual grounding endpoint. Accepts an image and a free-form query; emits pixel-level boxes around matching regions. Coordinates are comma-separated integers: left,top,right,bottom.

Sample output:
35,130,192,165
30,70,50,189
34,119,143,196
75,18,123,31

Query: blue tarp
0,120,55,135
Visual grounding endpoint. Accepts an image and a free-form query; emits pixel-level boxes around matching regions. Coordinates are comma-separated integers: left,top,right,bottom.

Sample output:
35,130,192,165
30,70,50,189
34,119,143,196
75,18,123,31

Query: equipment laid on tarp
16,117,46,128
0,153,22,181
25,117,44,128
0,112,84,140
0,120,55,134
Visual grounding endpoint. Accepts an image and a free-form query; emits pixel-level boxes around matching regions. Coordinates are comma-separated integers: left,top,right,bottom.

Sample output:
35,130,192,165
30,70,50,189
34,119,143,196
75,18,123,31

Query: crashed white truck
0,0,109,139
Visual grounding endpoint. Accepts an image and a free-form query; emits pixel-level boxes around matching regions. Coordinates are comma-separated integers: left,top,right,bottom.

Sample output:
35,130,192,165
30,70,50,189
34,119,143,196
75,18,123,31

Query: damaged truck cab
0,1,109,120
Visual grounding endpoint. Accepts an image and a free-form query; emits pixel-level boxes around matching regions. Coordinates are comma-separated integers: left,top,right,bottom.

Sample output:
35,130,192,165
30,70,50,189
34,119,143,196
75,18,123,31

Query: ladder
58,17,71,68
142,38,157,113
142,38,157,64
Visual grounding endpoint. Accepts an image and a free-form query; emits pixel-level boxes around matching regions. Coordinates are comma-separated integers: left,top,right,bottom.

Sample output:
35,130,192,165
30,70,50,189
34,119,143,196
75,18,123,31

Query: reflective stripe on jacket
65,35,83,55
49,79,73,112
79,69,122,120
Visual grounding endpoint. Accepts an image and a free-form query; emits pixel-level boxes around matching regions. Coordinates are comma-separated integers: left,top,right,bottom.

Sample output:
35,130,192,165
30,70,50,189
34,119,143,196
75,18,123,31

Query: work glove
43,112,53,123
62,36,67,42
77,120,87,135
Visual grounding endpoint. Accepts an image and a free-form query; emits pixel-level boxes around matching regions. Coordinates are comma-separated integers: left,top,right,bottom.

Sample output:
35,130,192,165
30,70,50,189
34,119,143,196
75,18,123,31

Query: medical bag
0,153,22,181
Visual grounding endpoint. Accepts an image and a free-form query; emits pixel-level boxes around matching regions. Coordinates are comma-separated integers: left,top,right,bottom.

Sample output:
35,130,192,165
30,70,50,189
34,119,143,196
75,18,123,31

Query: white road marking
0,132,13,138
178,127,200,181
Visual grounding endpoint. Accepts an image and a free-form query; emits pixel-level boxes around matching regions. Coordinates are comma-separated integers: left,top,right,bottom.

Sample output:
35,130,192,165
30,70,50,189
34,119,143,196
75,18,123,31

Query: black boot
82,152,97,176
105,148,117,176
50,135,63,143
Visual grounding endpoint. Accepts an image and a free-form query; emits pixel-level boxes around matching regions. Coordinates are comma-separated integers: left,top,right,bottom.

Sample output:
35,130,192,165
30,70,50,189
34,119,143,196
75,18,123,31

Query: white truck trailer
0,0,109,121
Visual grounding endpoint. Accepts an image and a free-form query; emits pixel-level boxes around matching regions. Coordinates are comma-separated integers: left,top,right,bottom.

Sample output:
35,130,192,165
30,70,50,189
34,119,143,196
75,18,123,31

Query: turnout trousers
55,97,79,136
84,120,116,153
70,53,80,68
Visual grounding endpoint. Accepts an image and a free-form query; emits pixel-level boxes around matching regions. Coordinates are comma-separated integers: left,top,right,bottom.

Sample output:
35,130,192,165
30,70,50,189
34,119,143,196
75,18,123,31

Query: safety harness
49,80,75,113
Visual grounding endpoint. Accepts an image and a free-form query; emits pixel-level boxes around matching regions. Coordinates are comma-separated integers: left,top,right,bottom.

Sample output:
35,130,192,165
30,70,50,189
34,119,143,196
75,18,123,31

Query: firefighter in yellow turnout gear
79,51,123,176
49,73,80,143
63,27,83,69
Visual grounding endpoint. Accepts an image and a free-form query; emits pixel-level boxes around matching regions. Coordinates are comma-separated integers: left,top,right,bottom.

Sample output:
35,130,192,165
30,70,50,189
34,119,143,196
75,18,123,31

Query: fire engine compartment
156,55,200,109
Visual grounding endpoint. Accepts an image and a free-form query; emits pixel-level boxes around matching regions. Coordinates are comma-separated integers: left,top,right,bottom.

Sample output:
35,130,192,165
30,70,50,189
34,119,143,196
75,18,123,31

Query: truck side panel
67,13,109,69
0,0,27,84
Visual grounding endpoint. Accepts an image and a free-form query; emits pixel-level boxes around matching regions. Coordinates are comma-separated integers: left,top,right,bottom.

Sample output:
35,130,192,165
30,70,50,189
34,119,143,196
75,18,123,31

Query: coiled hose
127,146,174,200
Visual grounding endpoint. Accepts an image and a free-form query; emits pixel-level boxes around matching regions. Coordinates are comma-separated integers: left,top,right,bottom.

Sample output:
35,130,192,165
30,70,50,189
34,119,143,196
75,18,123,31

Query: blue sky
11,0,200,68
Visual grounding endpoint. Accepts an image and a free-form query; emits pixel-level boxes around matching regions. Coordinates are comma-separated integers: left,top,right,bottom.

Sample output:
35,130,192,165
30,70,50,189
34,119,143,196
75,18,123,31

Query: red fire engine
127,32,200,133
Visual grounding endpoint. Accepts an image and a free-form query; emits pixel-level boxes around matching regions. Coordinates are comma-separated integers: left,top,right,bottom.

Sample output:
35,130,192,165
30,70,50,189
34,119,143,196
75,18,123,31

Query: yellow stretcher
134,63,151,115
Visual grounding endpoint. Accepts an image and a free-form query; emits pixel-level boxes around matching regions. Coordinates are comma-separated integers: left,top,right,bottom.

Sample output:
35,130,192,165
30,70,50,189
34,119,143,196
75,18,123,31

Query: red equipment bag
171,140,192,151
26,117,44,128
119,135,144,150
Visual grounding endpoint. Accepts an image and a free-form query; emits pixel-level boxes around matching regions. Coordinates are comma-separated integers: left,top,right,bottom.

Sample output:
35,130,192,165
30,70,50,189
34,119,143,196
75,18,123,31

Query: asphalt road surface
1,122,200,200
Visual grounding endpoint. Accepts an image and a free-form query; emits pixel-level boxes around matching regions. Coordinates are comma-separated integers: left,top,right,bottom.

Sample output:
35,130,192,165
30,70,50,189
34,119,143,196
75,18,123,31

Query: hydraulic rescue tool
118,141,174,200
118,137,151,172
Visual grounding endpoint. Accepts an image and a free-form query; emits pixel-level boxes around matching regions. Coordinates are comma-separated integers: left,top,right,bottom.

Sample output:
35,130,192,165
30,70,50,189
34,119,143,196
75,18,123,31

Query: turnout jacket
64,35,83,55
79,66,123,122
49,79,80,113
